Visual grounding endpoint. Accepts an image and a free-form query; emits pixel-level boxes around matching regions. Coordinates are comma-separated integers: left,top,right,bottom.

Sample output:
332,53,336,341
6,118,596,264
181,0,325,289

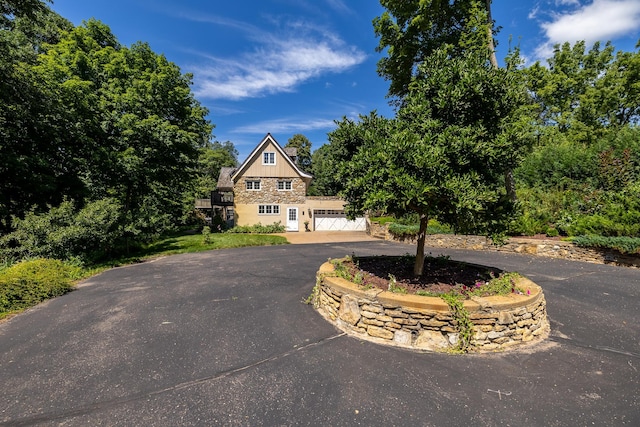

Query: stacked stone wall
316,262,549,352
234,177,306,205
367,221,640,268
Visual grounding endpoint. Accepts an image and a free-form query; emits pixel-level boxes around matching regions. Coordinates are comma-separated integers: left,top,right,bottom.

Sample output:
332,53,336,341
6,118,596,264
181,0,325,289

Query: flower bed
313,259,549,353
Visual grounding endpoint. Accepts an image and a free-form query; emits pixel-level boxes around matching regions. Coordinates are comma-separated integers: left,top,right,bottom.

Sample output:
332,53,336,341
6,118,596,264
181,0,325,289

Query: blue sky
49,0,640,162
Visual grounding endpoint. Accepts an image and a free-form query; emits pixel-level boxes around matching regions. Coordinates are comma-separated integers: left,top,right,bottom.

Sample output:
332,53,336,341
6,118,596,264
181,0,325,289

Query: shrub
369,216,395,225
515,138,597,190
572,235,640,255
202,226,212,244
0,199,124,264
226,222,285,234
0,259,81,316
545,227,559,237
388,219,452,238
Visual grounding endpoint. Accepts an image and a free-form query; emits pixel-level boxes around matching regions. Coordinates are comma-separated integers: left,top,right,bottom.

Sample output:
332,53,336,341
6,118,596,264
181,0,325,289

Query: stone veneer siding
234,177,306,205
315,261,549,352
367,221,640,268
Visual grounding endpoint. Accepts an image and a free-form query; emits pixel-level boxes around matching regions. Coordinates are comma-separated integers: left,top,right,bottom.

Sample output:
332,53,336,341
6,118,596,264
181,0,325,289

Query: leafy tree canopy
337,3,528,275
285,134,312,173
374,0,496,101
526,40,640,144
0,5,213,246
193,141,238,198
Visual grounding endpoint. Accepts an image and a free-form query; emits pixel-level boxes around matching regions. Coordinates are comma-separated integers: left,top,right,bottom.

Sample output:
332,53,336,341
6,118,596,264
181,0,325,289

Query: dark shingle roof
216,167,236,191
284,147,297,158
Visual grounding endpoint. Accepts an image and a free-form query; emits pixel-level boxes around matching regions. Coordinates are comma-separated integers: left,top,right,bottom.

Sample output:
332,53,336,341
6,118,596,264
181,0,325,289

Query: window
277,180,292,191
246,180,261,190
263,152,276,165
258,205,280,215
314,209,344,216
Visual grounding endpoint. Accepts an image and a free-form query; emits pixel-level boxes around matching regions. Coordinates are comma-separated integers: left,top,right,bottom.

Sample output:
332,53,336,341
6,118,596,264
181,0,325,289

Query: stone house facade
215,134,365,232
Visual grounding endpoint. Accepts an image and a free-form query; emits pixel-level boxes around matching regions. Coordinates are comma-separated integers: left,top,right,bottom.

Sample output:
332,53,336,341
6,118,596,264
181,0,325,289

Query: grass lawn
136,232,288,258
1,232,288,320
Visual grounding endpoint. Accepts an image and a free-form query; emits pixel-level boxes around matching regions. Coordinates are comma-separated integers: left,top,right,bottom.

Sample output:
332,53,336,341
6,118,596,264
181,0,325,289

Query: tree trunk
505,168,517,201
413,214,429,276
485,0,499,69
485,0,516,200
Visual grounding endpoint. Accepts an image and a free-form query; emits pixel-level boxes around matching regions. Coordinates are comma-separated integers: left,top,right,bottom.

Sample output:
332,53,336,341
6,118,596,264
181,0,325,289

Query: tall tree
526,40,640,144
374,0,522,200
308,144,339,196
0,0,50,29
311,112,387,196
0,4,74,230
337,47,526,275
193,141,238,198
285,134,312,172
374,0,492,101
1,10,213,241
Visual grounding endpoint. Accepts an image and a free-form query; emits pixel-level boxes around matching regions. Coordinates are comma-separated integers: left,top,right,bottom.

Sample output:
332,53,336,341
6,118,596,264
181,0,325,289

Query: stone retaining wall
367,221,640,268
315,261,549,353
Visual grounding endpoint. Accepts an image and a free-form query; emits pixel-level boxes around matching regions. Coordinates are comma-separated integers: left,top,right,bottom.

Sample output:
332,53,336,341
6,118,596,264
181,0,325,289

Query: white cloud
534,0,640,59
231,117,336,134
554,0,580,5
187,17,366,101
325,0,353,14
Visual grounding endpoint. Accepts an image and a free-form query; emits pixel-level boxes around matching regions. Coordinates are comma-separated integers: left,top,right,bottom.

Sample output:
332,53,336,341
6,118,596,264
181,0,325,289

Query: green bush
0,199,124,264
226,222,285,234
565,186,640,237
0,259,81,316
369,216,395,225
515,138,597,190
388,219,452,237
572,235,640,254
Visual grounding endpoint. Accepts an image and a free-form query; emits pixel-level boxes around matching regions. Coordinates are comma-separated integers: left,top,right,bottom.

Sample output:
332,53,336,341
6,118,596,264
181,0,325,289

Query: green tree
193,140,238,198
337,45,526,275
373,0,495,101
312,112,387,196
308,144,338,196
1,7,213,250
33,19,213,236
374,0,524,200
0,0,50,29
285,133,312,172
526,41,617,143
0,5,75,230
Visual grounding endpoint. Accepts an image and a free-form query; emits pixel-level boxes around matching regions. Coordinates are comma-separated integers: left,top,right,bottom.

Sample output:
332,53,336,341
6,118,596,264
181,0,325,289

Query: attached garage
313,209,366,231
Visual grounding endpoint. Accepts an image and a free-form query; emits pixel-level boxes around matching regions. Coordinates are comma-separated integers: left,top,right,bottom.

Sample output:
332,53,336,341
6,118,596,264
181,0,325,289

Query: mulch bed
342,256,503,295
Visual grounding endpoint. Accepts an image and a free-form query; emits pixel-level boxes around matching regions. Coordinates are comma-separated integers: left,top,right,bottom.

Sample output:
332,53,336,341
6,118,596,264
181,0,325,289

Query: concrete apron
275,231,378,244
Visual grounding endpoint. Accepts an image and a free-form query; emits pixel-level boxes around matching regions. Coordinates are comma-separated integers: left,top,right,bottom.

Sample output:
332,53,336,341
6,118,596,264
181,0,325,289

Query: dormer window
263,152,276,165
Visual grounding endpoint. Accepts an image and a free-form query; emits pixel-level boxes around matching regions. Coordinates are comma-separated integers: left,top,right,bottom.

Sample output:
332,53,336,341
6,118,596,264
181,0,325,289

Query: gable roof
231,133,312,181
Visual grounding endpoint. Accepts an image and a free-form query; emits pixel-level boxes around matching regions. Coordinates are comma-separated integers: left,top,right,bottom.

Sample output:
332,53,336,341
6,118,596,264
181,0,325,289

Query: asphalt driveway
0,241,638,426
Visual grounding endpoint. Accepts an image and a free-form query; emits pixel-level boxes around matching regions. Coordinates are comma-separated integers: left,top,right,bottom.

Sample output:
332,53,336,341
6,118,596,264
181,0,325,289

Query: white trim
232,134,313,182
277,180,292,191
258,204,280,215
246,180,261,190
287,207,299,231
262,151,276,165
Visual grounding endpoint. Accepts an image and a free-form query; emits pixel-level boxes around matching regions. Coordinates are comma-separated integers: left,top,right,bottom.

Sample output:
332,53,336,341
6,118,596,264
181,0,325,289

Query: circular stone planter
314,260,550,352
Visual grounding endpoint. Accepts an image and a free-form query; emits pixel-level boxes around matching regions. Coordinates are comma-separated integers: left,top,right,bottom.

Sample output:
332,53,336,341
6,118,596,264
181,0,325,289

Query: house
213,133,365,232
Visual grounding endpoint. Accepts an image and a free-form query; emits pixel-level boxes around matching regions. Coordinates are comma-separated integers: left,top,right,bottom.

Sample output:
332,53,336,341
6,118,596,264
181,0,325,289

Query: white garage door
313,210,366,231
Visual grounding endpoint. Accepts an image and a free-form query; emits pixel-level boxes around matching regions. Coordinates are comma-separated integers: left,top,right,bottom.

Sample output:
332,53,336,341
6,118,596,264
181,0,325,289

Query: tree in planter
335,44,528,275
374,0,528,201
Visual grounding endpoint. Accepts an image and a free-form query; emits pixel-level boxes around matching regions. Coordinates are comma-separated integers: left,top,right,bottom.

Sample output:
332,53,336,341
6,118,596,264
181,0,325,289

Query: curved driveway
1,240,638,426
